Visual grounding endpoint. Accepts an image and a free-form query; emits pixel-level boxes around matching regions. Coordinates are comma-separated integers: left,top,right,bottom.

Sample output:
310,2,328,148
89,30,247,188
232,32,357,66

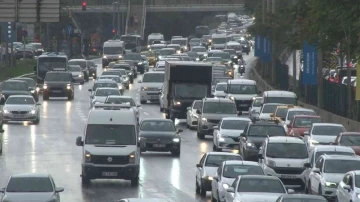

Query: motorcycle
238,64,245,76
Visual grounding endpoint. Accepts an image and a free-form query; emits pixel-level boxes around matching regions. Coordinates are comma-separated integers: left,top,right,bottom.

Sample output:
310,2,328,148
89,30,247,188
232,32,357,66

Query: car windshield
192,47,207,52
266,97,297,105
99,77,122,83
101,71,122,77
44,73,71,82
208,57,222,61
261,104,283,113
237,178,285,193
113,65,131,70
68,66,82,72
68,61,86,69
315,151,354,162
355,175,360,188
221,120,249,130
222,165,264,178
293,117,322,128
92,83,117,91
167,46,180,50
142,73,164,82
32,44,42,49
6,97,35,105
123,54,142,60
193,101,202,109
216,84,227,91
203,102,237,114
95,89,120,96
140,121,176,132
227,45,241,50
224,49,236,54
229,84,257,94
252,99,262,107
12,79,35,87
283,199,326,202
239,40,249,45
213,53,230,59
6,177,53,192
85,124,136,145
275,108,288,118
160,49,175,55
1,82,28,91
324,159,360,173
205,155,242,167
248,125,286,137
340,135,360,146
174,83,207,98
171,39,187,45
212,38,227,44
151,46,166,51
287,111,316,121
103,47,123,54
266,143,308,159
105,97,135,106
190,39,200,43
312,126,345,136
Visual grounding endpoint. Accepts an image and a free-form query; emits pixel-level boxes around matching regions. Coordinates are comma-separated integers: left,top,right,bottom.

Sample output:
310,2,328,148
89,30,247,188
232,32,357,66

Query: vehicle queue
0,13,359,202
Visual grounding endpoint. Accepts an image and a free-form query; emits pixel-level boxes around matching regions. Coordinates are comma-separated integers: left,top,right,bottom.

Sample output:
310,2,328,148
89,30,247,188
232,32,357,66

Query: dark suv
43,71,74,100
123,53,147,74
239,120,286,161
0,80,32,104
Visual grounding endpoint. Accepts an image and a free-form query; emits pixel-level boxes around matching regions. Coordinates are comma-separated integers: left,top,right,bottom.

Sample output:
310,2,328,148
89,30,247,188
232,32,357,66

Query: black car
0,80,32,104
68,59,90,81
86,60,98,79
239,120,286,161
15,47,34,60
112,63,134,84
42,71,74,100
123,53,147,74
139,118,183,156
122,60,138,78
238,40,250,55
11,78,39,102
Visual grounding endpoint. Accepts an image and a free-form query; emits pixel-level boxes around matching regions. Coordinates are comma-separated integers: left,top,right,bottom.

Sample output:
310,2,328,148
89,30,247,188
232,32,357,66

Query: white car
186,100,202,129
211,160,265,202
304,123,346,151
259,136,309,188
195,152,243,196
336,170,360,202
104,95,141,122
2,95,41,124
139,72,165,104
154,61,166,71
283,108,316,132
224,175,294,202
258,103,285,121
248,97,262,120
213,82,227,98
307,154,360,200
89,87,121,108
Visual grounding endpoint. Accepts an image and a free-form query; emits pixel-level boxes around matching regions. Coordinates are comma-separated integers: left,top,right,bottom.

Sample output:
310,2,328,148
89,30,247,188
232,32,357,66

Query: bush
0,59,36,81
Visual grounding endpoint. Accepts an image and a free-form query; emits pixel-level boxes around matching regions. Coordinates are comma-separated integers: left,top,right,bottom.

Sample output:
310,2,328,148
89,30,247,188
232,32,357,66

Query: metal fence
62,0,244,6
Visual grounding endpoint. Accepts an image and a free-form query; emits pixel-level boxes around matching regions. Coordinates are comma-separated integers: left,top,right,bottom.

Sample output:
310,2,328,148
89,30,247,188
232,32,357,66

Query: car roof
268,136,305,144
216,82,227,85
340,132,360,136
95,87,118,90
203,98,234,103
293,115,321,118
323,154,360,160
288,108,314,112
124,199,170,202
250,120,279,126
228,79,256,85
314,145,355,153
207,152,241,156
239,175,279,180
312,123,344,127
352,170,360,175
144,72,164,75
11,173,50,178
264,90,297,97
141,118,173,122
160,48,175,50
11,77,33,81
224,160,260,166
221,117,251,121
95,79,117,83
263,103,285,106
107,95,133,99
281,194,326,200
99,75,119,78
69,59,86,62
8,95,33,98
3,80,26,83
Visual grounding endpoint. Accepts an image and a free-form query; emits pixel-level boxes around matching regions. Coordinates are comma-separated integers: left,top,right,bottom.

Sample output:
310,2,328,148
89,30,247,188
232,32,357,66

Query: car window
45,73,72,82
237,178,286,193
221,120,250,130
105,97,135,106
261,104,283,113
252,99,262,107
275,108,288,118
6,177,54,192
228,84,257,94
340,135,360,146
216,84,227,91
202,102,237,114
324,159,360,173
12,79,35,87
283,199,326,202
248,125,286,137
312,126,345,136
95,89,120,96
5,97,35,105
85,124,136,145
287,111,316,121
142,73,164,83
314,151,354,162
266,143,308,159
1,82,28,91
204,155,242,167
140,121,176,132
222,165,264,178
293,117,322,128
92,83,117,91
193,101,202,109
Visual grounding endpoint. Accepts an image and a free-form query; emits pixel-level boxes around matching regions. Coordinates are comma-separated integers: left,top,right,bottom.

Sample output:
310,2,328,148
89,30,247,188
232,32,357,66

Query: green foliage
0,59,36,81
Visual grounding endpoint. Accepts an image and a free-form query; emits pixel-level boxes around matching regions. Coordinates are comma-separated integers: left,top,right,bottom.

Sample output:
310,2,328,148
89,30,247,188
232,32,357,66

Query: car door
196,154,207,185
212,164,223,198
311,157,324,193
239,124,249,153
49,176,60,201
187,101,195,124
338,173,351,201
304,150,315,185
225,177,239,202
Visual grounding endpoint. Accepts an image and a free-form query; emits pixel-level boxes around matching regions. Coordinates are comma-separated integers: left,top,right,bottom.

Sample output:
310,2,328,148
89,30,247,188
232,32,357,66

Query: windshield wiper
206,163,220,166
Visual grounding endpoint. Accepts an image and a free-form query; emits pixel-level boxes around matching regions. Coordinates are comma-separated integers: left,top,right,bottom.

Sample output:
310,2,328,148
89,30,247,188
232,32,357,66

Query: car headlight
129,151,136,163
43,84,48,89
36,87,40,92
147,45,150,48
66,85,71,90
103,55,107,59
325,182,337,188
229,96,235,101
30,90,35,93
176,50,181,54
204,53,208,57
119,86,123,89
119,55,122,58
207,176,213,180
184,46,187,50
246,142,256,147
244,45,248,47
310,139,319,146
173,101,181,106
196,58,200,61
172,138,180,142
234,56,238,59
138,62,143,65
149,48,152,51
141,87,147,91
128,72,133,75
158,56,162,59
3,109,9,114
222,183,229,189
30,109,36,114
85,150,91,162
208,39,212,42
357,193,360,199
218,135,225,142
201,117,207,122
78,74,82,77
124,77,129,81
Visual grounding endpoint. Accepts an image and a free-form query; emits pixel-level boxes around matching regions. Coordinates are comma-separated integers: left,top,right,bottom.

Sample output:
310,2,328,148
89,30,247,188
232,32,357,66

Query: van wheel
195,179,200,194
81,176,90,185
140,100,146,104
171,150,180,157
43,95,49,100
130,176,139,186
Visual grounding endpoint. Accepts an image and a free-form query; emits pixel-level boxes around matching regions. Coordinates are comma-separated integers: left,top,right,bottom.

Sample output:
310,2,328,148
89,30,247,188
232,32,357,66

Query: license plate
239,104,248,106
102,172,118,177
281,175,297,179
13,114,22,117
233,145,239,149
151,96,158,99
52,90,61,93
153,144,165,148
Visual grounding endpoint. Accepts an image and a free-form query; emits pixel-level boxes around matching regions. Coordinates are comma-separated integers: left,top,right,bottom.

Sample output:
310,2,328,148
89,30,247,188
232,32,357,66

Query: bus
147,33,164,48
34,52,68,85
195,26,209,38
120,34,142,53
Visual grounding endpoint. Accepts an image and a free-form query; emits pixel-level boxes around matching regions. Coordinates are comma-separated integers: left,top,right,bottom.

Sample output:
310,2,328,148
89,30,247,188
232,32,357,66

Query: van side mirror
258,153,263,159
55,187,64,193
240,133,246,137
269,113,274,117
177,129,183,133
343,185,351,192
313,168,320,174
88,89,92,92
304,162,312,168
196,109,201,114
76,136,83,146
196,163,202,168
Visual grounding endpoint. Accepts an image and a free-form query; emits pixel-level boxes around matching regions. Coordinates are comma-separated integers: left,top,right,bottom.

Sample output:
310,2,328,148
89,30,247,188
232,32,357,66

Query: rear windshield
6,177,53,192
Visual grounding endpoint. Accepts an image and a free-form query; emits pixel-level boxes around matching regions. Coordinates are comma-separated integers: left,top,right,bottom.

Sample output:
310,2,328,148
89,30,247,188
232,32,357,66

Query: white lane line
143,112,149,116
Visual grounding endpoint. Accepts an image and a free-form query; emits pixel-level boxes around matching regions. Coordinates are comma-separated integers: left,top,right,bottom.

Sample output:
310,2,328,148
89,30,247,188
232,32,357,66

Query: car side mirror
287,189,295,194
196,109,201,114
226,187,234,193
240,133,246,137
258,153,263,159
304,162,312,168
177,129,183,133
0,188,4,193
55,187,64,193
138,80,142,83
76,136,83,146
269,113,274,117
88,89,92,92
196,163,202,168
343,185,351,192
36,103,41,105
137,104,141,107
313,168,320,174
304,131,309,135
187,107,191,110
213,126,218,130
213,175,218,181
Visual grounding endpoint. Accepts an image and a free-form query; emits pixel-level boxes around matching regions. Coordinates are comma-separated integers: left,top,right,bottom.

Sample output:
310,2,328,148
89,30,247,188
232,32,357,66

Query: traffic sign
66,25,73,35
302,41,318,85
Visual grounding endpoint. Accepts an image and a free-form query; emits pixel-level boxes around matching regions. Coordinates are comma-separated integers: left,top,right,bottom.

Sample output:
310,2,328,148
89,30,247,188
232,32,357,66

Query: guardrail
62,0,244,6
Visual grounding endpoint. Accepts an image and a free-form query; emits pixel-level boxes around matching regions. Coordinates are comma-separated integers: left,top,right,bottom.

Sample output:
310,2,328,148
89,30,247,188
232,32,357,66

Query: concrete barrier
249,58,360,131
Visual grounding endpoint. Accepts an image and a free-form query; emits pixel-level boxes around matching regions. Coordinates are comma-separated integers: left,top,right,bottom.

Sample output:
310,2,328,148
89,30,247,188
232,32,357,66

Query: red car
333,132,360,155
287,115,323,136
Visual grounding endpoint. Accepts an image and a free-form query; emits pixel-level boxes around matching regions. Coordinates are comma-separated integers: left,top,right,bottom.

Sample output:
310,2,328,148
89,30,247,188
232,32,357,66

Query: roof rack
42,52,65,55
93,103,131,110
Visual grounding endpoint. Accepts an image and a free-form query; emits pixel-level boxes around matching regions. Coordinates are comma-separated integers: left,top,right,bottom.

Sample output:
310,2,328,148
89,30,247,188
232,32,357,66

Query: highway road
0,53,256,202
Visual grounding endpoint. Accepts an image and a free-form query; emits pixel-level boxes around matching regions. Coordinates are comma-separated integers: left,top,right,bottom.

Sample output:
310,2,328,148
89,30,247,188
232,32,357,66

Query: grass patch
0,59,36,81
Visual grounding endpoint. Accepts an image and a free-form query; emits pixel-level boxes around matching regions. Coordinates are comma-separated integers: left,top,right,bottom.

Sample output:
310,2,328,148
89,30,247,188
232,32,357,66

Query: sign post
302,41,318,85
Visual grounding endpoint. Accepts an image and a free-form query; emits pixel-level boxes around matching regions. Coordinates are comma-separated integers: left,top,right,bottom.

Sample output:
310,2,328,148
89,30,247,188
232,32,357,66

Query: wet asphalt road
0,53,257,202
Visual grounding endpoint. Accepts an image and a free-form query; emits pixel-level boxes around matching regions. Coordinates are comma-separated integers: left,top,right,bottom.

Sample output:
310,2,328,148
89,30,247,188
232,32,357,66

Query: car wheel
306,181,311,194
126,85,129,89
140,100,146,104
43,95,49,100
197,131,205,139
212,144,216,151
200,181,206,196
81,175,90,185
33,118,40,125
211,193,217,202
195,179,200,194
171,149,180,157
130,176,139,186
318,185,322,196
80,81,85,85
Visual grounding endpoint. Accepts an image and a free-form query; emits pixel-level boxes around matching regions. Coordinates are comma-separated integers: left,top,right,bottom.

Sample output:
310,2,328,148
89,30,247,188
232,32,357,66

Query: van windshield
266,97,297,105
85,124,136,145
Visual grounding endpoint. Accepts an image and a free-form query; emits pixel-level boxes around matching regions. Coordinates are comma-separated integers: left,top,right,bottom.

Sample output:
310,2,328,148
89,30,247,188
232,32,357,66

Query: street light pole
117,1,120,36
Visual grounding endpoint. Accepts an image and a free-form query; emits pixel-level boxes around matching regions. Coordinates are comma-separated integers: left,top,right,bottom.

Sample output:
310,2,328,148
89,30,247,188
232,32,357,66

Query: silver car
0,173,64,202
248,97,262,120
101,69,130,89
89,87,121,108
258,103,286,121
2,95,40,124
97,75,124,95
213,82,227,98
68,65,85,84
105,95,141,122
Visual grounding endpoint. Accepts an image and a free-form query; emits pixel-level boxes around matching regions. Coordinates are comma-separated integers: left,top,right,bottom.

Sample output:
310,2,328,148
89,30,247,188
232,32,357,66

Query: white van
75,103,141,185
102,40,124,67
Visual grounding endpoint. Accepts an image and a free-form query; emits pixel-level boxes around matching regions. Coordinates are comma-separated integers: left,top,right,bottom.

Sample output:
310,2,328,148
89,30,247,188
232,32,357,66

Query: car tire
211,193,217,202
33,118,40,125
140,100,146,104
212,144,216,151
318,186,322,196
43,95,49,100
246,52,249,55
130,176,139,186
196,179,200,194
197,131,205,139
130,79,134,84
200,181,206,196
171,150,180,157
305,181,311,194
238,111,242,115
85,75,89,82
80,81,85,85
126,85,129,89
81,175,90,185
170,112,175,122
35,97,39,102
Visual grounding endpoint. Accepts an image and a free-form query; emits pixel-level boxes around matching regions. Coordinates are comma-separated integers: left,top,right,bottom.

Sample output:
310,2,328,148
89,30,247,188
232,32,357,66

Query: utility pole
292,0,297,91
112,1,116,38
261,0,265,77
266,0,270,77
117,1,120,36
271,0,276,84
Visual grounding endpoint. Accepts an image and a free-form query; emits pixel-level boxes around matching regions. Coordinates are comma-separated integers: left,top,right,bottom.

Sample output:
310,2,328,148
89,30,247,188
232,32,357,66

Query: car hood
235,192,283,202
1,90,30,97
139,131,177,138
228,94,257,100
268,158,308,168
141,82,163,88
214,91,226,97
3,104,35,111
71,72,82,76
202,113,237,120
104,54,122,59
44,81,71,85
3,192,54,202
259,113,272,120
311,135,337,144
323,173,345,184
93,96,107,103
220,129,243,137
84,144,135,156
197,52,207,55
213,44,225,47
292,127,309,136
204,166,218,176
